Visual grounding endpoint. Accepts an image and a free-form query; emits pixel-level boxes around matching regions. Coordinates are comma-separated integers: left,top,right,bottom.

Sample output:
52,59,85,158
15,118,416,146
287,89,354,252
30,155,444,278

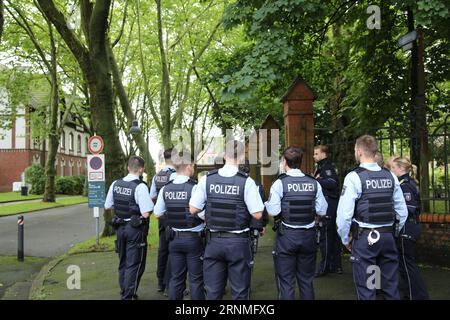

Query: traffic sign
88,135,104,154
87,154,105,182
88,181,105,208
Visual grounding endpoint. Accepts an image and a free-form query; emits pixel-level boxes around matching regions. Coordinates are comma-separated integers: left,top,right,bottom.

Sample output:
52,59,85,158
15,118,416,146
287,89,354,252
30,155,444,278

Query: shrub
55,176,76,195
24,164,45,195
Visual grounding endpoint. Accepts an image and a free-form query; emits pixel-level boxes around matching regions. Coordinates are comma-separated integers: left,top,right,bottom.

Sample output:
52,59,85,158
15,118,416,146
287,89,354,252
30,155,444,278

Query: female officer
391,157,429,300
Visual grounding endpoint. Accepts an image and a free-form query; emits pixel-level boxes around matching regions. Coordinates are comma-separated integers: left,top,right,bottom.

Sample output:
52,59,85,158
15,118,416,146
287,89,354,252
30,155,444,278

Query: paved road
0,204,103,257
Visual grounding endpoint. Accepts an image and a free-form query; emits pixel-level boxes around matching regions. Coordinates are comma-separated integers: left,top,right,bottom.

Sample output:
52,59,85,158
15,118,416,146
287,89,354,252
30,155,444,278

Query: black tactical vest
354,167,395,225
163,178,203,229
399,174,420,219
112,179,141,219
280,174,318,226
154,168,176,195
205,169,250,231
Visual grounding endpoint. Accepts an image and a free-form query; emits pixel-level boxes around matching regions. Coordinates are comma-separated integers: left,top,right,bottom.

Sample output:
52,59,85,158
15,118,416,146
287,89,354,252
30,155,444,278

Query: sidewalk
28,226,450,300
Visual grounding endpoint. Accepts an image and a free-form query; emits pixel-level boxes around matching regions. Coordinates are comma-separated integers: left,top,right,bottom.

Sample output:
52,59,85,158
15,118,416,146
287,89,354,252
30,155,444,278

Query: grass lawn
0,256,50,299
429,200,449,214
0,196,88,217
0,192,42,203
30,224,450,300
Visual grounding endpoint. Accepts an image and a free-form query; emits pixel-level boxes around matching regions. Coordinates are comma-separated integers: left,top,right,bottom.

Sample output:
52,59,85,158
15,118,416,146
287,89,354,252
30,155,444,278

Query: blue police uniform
337,162,408,300
397,174,429,300
189,164,264,300
265,168,328,300
314,158,342,275
105,173,154,300
150,166,177,291
154,175,206,300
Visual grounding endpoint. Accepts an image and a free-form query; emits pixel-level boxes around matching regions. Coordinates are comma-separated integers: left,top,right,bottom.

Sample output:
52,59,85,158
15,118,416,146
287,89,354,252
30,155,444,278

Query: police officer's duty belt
210,231,249,238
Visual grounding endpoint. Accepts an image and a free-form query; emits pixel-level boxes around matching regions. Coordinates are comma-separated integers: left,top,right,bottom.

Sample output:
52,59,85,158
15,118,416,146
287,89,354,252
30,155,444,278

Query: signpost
87,136,105,245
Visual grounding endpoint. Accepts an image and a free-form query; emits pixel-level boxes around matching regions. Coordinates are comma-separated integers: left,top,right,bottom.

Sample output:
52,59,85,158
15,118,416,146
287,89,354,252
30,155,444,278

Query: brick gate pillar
281,77,315,174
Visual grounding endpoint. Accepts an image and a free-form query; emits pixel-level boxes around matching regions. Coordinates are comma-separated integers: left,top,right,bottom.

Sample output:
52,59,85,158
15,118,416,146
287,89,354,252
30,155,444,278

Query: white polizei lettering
287,183,315,192
209,184,240,195
113,186,132,196
165,191,188,200
365,179,392,189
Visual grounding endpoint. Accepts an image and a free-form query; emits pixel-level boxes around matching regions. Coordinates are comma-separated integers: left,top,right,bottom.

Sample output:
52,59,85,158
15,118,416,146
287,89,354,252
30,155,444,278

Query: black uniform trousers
351,231,400,300
273,227,317,300
168,233,205,300
397,221,429,300
318,197,342,273
203,236,252,300
157,218,170,288
116,222,148,300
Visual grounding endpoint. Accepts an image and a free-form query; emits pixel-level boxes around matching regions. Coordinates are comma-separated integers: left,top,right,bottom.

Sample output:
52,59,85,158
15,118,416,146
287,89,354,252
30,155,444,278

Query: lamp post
129,108,150,146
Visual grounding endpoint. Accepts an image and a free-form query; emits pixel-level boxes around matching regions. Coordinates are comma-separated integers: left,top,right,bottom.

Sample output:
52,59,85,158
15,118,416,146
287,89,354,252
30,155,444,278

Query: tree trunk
407,9,429,212
0,0,4,42
107,44,155,182
43,22,59,203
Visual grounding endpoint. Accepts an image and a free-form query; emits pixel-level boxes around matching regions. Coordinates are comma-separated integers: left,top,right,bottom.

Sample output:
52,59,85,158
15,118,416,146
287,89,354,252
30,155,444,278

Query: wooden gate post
281,77,315,174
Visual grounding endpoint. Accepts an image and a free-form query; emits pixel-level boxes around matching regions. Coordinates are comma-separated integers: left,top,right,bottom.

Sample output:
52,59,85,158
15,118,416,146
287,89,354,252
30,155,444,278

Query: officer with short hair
154,150,205,300
189,140,264,300
150,148,177,293
105,156,153,300
265,147,328,300
313,145,342,276
337,135,408,300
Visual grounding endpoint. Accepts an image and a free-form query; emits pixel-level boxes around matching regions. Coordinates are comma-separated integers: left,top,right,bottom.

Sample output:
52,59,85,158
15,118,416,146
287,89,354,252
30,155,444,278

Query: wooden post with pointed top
281,77,315,174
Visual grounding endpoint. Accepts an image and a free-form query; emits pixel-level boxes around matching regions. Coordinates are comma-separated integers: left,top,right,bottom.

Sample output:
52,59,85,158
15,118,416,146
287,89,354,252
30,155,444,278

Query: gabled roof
280,76,315,102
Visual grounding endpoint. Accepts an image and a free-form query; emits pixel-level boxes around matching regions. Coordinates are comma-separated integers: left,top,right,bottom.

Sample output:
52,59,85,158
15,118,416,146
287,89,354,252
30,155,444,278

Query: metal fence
314,115,450,216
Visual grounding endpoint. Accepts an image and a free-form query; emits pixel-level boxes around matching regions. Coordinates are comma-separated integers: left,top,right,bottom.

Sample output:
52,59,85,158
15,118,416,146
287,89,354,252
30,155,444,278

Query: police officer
150,148,177,293
239,160,269,235
154,151,205,300
265,147,328,300
104,156,153,300
336,135,408,300
189,140,264,300
391,156,429,300
313,145,342,276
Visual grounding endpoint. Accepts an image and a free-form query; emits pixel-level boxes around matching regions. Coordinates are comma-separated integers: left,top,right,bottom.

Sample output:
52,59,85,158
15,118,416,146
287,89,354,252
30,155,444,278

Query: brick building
0,92,89,192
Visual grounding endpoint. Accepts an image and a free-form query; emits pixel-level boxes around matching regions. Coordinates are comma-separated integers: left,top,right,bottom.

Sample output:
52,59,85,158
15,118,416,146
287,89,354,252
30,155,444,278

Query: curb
0,201,88,218
28,254,67,300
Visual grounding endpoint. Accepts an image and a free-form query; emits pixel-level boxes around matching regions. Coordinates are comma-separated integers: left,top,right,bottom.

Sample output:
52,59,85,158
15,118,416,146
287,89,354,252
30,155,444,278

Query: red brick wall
0,149,86,192
416,221,450,267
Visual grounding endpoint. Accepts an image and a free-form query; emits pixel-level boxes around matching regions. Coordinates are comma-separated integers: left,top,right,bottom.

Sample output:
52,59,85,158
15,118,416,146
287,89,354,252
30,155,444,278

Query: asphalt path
0,204,103,257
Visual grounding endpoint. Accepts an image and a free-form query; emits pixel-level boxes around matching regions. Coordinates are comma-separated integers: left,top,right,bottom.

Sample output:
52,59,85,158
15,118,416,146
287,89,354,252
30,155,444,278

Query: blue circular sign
90,156,103,170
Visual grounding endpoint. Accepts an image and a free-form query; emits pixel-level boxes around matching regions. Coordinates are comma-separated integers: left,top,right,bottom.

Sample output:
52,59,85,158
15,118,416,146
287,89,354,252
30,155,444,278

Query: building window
33,138,40,150
85,137,89,153
60,132,66,149
69,160,74,176
77,160,81,176
61,159,65,177
69,133,74,151
77,135,81,154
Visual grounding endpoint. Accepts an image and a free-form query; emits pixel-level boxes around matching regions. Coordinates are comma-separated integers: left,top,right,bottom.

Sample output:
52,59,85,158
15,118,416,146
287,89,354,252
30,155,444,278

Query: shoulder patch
325,169,332,176
404,192,412,202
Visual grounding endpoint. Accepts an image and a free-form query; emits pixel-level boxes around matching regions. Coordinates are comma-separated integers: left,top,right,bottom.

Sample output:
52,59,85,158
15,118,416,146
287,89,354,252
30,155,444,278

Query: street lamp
129,108,150,145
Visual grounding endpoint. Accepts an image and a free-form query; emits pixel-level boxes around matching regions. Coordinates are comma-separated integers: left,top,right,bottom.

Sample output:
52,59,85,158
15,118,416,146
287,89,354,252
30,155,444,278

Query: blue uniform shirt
154,175,205,232
265,168,328,229
150,165,177,199
336,162,408,245
105,173,154,216
189,164,265,233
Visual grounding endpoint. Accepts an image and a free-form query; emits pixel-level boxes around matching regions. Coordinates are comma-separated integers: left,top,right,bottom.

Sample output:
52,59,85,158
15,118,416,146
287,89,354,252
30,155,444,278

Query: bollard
17,215,24,261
